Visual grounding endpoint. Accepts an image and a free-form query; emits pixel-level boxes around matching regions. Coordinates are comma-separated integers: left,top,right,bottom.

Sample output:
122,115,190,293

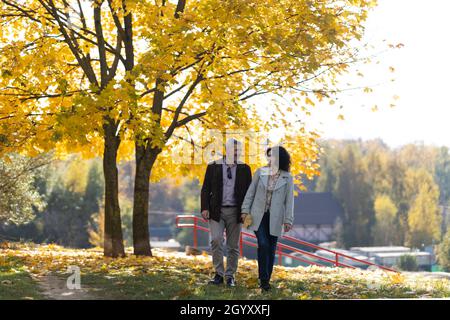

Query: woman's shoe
259,280,271,291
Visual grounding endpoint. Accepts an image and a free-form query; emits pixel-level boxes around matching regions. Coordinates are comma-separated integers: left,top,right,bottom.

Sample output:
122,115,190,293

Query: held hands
283,223,293,233
201,210,209,220
241,213,253,228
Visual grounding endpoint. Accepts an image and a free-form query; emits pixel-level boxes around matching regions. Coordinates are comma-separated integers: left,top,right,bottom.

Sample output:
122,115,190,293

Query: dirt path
31,273,98,300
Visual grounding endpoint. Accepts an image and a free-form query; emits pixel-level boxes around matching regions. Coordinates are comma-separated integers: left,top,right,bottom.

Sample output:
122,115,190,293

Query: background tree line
0,154,200,248
309,139,450,256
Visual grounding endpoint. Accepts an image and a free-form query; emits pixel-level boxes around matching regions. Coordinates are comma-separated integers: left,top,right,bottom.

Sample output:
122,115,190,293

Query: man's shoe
259,280,271,291
209,274,224,285
226,277,236,287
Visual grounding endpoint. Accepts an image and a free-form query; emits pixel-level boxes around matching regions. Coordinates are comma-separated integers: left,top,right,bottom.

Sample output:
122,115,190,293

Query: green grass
81,272,290,300
0,257,44,300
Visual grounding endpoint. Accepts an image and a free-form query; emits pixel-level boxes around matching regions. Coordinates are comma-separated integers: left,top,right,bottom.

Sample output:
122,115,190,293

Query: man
200,138,252,287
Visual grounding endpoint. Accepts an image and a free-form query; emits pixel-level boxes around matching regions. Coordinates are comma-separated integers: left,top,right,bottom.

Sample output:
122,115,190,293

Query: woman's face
267,150,278,169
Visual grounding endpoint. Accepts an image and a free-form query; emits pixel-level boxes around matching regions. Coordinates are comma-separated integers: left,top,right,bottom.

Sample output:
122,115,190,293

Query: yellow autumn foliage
0,0,380,189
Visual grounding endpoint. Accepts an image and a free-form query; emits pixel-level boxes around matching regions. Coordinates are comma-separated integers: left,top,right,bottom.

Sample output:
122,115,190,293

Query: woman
241,146,294,291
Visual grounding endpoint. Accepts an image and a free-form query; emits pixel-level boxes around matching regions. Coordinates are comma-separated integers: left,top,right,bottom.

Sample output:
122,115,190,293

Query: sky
298,0,450,149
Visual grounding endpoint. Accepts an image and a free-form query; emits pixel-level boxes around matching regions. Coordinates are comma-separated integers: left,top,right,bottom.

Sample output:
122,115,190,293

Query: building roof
294,192,344,225
315,249,370,261
350,246,411,253
374,252,430,258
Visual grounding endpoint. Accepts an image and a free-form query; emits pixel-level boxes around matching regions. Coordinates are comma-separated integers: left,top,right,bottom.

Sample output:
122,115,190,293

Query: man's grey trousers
209,207,241,279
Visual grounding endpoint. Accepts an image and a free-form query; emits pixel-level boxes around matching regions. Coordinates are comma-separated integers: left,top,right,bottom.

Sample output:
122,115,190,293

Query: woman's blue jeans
254,211,279,282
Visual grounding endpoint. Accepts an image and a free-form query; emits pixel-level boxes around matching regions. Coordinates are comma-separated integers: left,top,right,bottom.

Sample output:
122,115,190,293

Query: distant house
349,246,433,271
372,252,433,271
349,246,411,258
290,192,343,243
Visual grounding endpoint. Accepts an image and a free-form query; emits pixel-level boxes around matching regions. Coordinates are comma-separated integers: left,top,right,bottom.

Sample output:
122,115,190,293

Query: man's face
225,143,241,164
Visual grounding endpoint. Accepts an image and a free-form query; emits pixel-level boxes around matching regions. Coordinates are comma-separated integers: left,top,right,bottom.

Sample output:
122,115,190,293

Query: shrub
398,254,418,271
437,228,450,271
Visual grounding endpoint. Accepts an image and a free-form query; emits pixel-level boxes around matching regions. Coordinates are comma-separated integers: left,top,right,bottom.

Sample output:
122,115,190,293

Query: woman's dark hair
266,145,291,172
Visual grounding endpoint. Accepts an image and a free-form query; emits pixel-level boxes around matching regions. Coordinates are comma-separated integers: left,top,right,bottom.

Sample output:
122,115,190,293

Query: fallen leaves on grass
0,242,449,299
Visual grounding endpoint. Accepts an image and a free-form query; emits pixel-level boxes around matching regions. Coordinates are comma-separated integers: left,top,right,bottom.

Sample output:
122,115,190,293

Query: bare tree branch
38,0,99,87
164,73,204,140
175,111,207,128
93,1,109,86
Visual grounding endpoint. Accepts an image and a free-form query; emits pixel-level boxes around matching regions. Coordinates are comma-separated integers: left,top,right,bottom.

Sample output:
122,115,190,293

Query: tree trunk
103,120,125,257
132,144,159,256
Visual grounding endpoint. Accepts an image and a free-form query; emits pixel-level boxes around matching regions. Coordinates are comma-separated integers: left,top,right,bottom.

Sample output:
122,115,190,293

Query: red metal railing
175,215,399,273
